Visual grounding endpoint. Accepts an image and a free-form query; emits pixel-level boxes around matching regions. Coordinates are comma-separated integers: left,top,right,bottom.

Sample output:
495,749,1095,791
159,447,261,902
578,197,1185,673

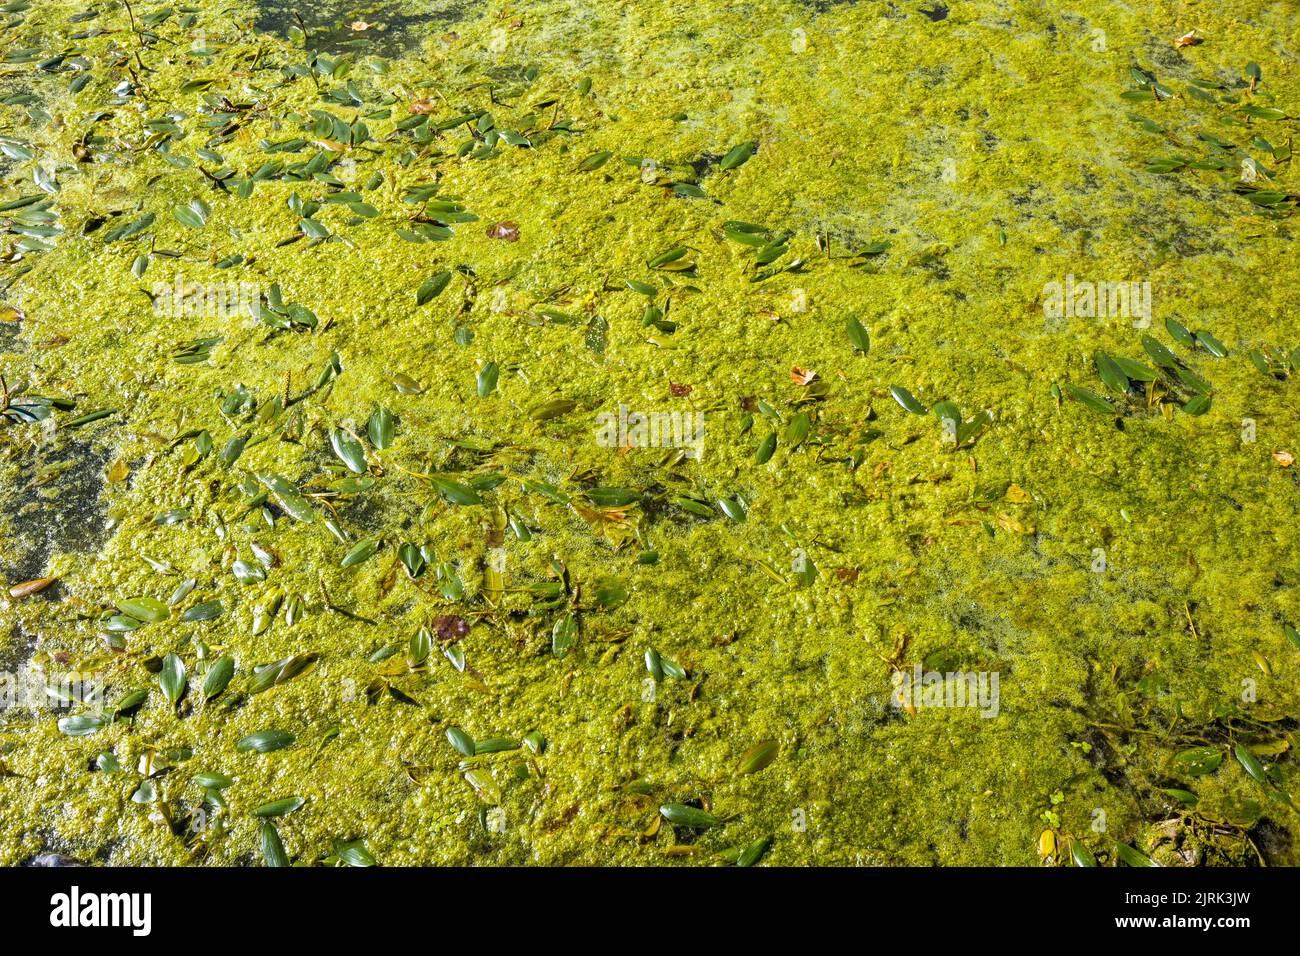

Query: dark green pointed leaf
252,796,305,817
428,476,482,506
1234,742,1268,784
846,316,870,354
476,362,499,397
181,600,224,622
737,835,773,867
203,655,234,700
260,821,289,867
416,270,452,305
341,537,379,568
1068,839,1097,867
889,385,927,414
719,141,756,170
118,597,169,623
660,803,719,828
237,730,295,753
329,428,367,474
159,652,186,705
1116,843,1159,867
1141,334,1179,369
1196,331,1228,357
1164,318,1195,346
446,726,476,757
1095,352,1128,393
1113,355,1157,382
1174,746,1223,776
367,407,395,449
1064,384,1115,414
334,839,376,867
552,612,577,658
1284,623,1300,650
257,473,315,523
578,150,612,171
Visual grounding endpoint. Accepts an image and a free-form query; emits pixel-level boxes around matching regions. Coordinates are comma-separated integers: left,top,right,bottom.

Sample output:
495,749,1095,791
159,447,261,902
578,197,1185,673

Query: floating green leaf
446,726,476,757
1064,383,1115,415
260,821,289,867
660,803,719,828
341,537,379,568
552,613,577,658
428,476,482,506
737,739,778,776
1234,742,1268,784
252,797,305,817
367,407,395,449
416,270,452,305
57,714,104,737
1115,843,1159,867
203,656,234,700
719,140,756,170
159,652,186,706
182,600,224,623
846,316,870,354
737,835,773,867
1173,746,1222,777
477,362,499,398
118,597,169,624
237,730,295,754
330,428,367,474
172,198,210,229
1094,352,1128,393
1068,839,1097,867
889,385,927,414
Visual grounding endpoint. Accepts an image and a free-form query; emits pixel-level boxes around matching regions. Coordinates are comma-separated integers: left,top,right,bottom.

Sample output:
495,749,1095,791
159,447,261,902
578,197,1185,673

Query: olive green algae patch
0,0,1298,866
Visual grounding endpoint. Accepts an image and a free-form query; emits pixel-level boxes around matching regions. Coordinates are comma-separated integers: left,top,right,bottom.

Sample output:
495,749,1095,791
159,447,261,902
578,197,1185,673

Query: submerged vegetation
0,0,1298,866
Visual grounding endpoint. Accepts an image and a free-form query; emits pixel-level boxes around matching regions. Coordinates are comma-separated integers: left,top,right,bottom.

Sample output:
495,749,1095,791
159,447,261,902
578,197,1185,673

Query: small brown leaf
434,614,470,642
790,366,816,386
486,221,520,242
9,577,55,599
1273,450,1294,467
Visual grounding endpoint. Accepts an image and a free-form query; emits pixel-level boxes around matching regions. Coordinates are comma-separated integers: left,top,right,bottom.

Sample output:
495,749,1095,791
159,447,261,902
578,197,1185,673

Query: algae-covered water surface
0,0,1298,869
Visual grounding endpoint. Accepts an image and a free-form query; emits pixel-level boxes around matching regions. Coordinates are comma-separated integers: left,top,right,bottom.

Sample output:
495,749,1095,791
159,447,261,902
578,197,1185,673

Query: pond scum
0,0,1297,867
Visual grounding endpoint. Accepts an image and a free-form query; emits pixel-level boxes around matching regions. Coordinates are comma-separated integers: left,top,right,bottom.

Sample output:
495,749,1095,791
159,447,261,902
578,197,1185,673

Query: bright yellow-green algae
0,0,1298,866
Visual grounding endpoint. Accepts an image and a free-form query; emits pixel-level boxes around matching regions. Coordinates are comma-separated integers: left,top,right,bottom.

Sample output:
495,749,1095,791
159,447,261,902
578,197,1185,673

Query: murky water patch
0,619,36,681
251,0,477,56
0,319,19,353
0,435,109,585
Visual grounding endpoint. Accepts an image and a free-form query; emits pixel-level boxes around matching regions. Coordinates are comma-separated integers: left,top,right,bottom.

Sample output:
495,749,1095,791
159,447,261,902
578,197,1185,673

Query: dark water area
251,0,476,56
0,436,109,586
0,319,19,355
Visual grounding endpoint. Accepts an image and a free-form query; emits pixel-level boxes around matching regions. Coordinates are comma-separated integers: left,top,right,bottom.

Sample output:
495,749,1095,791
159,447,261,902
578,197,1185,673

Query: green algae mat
0,0,1298,868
